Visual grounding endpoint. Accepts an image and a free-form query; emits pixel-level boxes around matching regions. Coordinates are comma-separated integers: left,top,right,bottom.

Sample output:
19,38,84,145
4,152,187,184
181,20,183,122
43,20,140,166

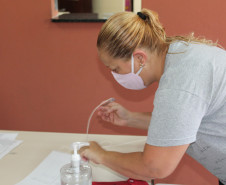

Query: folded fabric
93,178,149,185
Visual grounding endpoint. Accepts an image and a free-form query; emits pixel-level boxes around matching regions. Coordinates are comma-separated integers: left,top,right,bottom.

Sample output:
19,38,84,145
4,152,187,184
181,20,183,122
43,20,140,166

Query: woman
79,9,226,184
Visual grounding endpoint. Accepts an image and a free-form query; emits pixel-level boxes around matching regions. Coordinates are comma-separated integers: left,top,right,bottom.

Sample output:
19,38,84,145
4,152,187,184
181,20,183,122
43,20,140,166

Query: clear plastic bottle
60,142,92,185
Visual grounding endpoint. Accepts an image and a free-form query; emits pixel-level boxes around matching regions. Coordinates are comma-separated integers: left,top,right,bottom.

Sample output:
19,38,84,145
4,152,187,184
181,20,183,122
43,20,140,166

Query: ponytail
97,8,220,59
139,9,166,43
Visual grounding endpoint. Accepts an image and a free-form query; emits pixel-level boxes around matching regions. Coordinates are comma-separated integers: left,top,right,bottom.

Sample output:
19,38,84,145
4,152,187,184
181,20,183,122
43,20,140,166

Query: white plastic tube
86,98,115,141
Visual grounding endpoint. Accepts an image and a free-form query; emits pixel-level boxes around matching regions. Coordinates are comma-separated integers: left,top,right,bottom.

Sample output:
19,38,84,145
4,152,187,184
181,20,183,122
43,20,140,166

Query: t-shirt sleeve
147,89,209,147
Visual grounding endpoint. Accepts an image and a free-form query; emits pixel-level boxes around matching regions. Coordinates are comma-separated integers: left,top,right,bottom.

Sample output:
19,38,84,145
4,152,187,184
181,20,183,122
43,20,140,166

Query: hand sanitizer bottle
60,142,92,185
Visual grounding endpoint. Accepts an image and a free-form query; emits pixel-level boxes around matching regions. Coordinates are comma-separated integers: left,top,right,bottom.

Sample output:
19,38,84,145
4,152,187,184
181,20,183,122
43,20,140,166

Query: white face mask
111,55,147,90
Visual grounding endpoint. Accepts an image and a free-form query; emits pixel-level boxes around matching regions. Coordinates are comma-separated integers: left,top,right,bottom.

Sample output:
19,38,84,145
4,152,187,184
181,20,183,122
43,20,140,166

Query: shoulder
167,41,225,61
159,42,221,101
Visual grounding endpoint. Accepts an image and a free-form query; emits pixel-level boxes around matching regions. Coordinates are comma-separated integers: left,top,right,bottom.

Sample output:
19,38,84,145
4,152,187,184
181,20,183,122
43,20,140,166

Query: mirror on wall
51,0,142,22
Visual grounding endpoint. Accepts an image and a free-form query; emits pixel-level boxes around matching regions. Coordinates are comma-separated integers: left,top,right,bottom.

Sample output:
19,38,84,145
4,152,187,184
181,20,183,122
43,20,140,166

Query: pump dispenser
60,142,92,185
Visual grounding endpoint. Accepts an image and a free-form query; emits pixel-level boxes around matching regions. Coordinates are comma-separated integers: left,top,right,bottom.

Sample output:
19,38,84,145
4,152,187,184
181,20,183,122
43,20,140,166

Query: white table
0,130,150,185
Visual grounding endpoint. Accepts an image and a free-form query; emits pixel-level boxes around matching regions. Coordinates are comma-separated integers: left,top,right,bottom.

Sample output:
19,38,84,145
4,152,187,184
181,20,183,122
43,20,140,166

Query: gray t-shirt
147,41,226,183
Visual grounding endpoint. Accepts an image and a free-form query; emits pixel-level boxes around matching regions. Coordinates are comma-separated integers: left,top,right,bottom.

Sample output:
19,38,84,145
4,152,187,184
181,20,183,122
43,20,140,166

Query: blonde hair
97,8,220,59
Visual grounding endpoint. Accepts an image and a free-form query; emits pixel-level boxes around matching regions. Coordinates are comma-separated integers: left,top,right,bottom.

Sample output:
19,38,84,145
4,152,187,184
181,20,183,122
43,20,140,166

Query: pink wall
1,0,225,184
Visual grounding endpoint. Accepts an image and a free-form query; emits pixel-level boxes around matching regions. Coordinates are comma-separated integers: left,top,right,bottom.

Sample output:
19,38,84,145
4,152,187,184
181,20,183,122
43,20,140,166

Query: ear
133,49,148,67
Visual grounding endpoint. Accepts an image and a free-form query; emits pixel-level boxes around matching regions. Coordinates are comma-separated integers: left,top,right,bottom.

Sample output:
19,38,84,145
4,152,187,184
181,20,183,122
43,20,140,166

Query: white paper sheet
15,150,127,185
15,151,71,185
15,139,146,185
0,133,18,140
0,132,23,159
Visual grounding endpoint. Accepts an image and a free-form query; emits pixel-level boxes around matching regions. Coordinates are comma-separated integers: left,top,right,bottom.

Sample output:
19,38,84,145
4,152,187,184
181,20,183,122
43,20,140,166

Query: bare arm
98,102,151,130
127,112,151,130
80,142,189,180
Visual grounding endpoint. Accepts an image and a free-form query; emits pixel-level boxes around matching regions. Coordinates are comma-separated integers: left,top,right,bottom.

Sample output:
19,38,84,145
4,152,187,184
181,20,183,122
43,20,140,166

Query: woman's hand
97,102,132,127
78,141,106,164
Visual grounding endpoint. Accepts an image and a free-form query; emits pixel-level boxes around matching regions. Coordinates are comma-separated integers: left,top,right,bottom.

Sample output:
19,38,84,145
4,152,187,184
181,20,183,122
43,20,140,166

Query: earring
139,63,144,68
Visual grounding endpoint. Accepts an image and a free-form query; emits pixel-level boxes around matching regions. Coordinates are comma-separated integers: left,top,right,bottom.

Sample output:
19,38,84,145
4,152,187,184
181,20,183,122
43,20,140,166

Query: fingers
100,102,118,110
110,112,114,123
100,114,111,122
81,156,88,162
78,145,90,160
78,141,104,164
97,103,118,122
78,141,98,153
78,146,89,155
97,102,130,126
98,102,119,114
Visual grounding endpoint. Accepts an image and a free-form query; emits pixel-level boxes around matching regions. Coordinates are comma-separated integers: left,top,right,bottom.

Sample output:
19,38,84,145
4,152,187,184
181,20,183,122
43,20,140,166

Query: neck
157,46,169,82
139,45,169,86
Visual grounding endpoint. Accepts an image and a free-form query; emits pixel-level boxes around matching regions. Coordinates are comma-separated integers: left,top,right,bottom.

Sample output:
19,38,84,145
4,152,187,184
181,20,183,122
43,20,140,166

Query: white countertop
0,130,147,185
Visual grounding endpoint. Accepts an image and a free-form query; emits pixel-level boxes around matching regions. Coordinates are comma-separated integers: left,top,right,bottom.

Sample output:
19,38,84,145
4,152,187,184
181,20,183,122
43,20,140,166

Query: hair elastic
137,12,147,20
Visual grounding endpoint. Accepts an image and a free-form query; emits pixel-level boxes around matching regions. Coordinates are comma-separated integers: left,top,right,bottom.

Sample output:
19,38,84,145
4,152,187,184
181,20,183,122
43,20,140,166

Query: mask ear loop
136,65,143,75
132,54,144,75
131,54,135,73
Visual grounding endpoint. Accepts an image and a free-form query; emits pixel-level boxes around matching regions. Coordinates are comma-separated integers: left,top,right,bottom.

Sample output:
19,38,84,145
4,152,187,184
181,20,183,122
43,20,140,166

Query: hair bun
137,12,147,20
